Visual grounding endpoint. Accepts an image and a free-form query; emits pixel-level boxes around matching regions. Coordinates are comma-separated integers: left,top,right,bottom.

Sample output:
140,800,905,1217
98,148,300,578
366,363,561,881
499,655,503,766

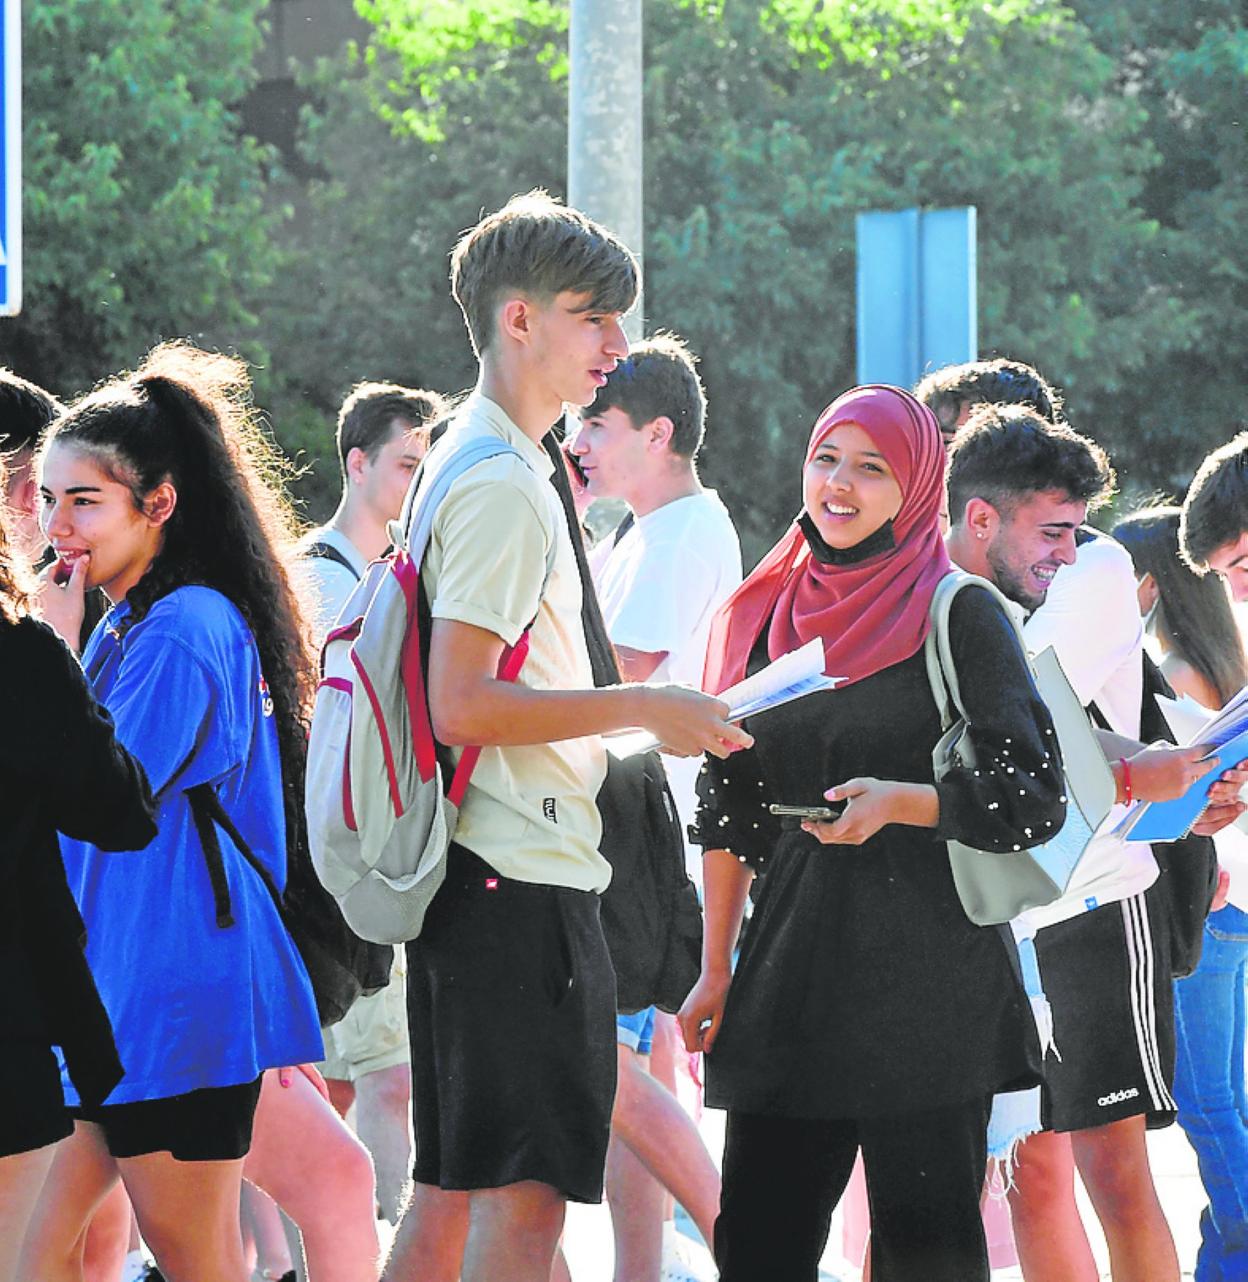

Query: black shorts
0,1041,74,1158
405,844,617,1203
1036,886,1176,1133
73,1076,263,1161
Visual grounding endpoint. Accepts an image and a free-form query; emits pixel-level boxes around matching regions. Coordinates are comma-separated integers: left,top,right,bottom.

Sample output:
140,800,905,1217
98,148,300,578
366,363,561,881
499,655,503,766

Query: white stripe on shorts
1120,892,1175,1113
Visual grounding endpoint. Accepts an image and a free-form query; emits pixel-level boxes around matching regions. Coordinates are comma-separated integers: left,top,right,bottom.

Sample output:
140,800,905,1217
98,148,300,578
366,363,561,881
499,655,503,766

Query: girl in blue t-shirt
21,343,326,1282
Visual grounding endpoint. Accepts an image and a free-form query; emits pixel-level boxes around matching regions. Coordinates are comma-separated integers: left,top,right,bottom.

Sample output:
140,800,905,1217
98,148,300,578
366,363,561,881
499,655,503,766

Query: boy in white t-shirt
569,336,741,1282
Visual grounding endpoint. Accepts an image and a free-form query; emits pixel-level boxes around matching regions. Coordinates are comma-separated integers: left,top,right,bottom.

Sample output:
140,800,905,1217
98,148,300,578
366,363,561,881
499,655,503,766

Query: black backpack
1137,655,1219,978
544,430,704,1014
188,781,393,1027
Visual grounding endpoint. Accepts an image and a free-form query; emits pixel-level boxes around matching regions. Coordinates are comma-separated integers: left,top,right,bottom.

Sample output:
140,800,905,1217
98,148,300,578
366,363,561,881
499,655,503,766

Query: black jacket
0,616,157,1106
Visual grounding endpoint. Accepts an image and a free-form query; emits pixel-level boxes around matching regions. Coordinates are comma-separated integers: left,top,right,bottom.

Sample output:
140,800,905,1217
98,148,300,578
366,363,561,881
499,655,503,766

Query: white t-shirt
1020,531,1157,926
590,491,742,689
297,526,368,645
590,491,743,879
1024,533,1144,739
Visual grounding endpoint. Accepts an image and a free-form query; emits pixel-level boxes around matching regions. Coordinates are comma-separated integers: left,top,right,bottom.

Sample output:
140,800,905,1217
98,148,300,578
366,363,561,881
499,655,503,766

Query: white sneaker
660,1222,717,1282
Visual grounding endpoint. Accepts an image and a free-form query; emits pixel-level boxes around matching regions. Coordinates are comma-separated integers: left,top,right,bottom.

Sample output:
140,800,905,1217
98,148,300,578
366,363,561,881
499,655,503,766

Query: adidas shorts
1035,884,1176,1133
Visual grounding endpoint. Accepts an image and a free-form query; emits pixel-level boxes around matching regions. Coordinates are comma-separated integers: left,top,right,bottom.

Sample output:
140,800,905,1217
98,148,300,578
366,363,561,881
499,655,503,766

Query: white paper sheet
604,638,843,759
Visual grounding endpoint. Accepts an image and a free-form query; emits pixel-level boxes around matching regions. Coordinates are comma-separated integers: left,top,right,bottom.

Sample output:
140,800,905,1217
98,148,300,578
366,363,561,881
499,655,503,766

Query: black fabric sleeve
932,586,1067,852
690,741,780,871
1,619,157,850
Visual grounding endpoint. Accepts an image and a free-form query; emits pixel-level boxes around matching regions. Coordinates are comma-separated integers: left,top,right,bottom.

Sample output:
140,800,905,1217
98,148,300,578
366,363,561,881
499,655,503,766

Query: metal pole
568,0,643,340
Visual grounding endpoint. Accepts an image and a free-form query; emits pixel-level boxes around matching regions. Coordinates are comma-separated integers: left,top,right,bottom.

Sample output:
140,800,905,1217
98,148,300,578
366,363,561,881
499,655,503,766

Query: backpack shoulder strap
304,541,361,581
186,782,287,928
396,437,523,566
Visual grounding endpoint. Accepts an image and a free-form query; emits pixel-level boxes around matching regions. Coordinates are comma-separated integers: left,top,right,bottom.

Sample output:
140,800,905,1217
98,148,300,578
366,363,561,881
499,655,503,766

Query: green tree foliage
275,0,1190,555
1068,1,1247,493
1,0,281,397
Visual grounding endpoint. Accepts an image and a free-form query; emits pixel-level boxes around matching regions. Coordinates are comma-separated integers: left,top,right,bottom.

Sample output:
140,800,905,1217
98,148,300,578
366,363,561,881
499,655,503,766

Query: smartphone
563,443,589,488
768,803,841,822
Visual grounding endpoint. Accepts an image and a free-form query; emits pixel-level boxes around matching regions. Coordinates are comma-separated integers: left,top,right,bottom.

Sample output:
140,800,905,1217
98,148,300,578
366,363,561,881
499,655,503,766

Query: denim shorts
616,1005,657,1055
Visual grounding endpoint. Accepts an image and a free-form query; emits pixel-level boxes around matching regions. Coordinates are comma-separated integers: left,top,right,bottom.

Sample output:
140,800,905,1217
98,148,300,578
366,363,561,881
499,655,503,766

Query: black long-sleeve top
692,585,1065,1119
0,616,157,1106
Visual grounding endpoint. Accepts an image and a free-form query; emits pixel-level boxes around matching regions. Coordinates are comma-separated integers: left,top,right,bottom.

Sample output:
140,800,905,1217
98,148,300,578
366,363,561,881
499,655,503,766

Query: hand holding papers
1118,687,1248,841
606,639,843,759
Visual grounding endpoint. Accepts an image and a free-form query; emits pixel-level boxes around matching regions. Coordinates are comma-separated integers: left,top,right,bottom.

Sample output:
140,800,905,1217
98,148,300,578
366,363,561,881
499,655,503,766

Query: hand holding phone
768,803,842,822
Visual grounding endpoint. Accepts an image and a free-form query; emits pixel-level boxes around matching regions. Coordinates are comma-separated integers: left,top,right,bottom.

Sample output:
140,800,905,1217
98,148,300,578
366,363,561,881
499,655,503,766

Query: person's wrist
624,682,653,729
896,782,938,828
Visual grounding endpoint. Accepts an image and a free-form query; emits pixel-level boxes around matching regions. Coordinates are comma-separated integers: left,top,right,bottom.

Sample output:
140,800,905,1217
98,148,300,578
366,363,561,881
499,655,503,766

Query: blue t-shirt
60,586,323,1104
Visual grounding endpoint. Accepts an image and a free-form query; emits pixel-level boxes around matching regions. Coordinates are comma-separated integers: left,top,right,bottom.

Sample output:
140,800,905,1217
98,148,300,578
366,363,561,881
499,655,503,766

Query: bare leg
119,1150,248,1282
244,1068,381,1282
325,1077,355,1122
1071,1116,1179,1282
382,1183,469,1282
241,1183,295,1281
1006,1130,1097,1282
83,1181,133,1282
610,1043,721,1246
550,1244,573,1282
352,1064,412,1223
19,1122,121,1282
0,1143,59,1282
606,1104,664,1282
462,1181,565,1282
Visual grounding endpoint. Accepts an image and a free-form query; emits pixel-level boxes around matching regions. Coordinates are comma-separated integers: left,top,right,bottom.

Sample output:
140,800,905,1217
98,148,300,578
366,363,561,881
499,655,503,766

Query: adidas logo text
1098,1087,1140,1107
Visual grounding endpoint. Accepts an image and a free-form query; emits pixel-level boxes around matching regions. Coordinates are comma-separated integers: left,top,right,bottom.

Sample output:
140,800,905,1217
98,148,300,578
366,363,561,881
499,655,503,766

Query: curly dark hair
947,403,1115,524
0,457,34,625
39,341,315,840
914,358,1062,436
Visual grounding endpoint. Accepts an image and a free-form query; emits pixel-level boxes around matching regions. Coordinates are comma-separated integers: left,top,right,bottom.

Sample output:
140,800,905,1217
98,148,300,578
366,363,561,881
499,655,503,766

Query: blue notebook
1121,724,1248,842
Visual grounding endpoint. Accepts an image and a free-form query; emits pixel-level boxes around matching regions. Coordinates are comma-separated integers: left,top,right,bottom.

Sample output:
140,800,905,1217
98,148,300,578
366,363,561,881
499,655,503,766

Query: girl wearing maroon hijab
679,386,1065,1282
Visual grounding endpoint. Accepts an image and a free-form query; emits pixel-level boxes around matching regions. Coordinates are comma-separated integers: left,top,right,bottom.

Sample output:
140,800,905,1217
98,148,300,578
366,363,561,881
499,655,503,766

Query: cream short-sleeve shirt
419,394,610,893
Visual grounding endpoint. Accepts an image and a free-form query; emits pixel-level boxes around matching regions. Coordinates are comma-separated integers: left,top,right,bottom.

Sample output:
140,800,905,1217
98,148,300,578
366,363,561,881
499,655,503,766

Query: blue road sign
856,207,976,387
0,0,20,316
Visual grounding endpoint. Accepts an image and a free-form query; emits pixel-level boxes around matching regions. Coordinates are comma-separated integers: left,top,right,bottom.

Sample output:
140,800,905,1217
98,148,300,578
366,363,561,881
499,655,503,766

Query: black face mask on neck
799,512,897,565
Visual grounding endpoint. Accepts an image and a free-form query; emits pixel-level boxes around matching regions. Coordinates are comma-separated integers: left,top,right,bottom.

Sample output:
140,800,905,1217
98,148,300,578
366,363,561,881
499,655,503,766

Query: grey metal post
568,0,644,340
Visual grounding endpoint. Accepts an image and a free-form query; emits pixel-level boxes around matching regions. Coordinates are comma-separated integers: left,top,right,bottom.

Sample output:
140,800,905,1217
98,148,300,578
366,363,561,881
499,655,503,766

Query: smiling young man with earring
945,403,1229,1282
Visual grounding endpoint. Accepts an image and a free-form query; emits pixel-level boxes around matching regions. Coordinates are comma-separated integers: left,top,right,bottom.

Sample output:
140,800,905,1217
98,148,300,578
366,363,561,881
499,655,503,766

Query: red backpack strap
446,628,532,807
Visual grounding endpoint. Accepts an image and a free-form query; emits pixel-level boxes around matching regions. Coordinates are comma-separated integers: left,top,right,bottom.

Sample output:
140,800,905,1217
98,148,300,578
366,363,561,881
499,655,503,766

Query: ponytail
42,342,315,850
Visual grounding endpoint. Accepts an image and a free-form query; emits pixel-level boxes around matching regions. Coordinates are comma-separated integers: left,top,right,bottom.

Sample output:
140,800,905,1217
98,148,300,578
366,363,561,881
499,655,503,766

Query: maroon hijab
704,385,951,694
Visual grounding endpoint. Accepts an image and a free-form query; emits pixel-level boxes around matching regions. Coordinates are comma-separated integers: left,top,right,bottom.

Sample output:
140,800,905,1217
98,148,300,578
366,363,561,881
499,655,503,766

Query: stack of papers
1118,686,1248,841
605,638,843,759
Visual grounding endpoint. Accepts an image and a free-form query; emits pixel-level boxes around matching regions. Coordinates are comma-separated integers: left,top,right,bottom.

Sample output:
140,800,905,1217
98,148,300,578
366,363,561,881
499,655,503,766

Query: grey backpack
305,437,535,944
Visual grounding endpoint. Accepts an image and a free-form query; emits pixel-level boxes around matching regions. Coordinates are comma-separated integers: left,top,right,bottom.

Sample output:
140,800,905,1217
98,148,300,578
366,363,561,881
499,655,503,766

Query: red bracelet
1119,757,1133,805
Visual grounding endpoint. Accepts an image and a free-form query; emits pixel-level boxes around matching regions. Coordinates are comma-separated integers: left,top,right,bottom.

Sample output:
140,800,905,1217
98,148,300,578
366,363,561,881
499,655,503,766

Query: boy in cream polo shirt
382,192,750,1282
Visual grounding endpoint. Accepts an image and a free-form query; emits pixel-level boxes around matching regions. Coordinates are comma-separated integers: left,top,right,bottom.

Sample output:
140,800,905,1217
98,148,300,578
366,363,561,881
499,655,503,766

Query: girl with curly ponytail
20,343,327,1282
0,455,156,1282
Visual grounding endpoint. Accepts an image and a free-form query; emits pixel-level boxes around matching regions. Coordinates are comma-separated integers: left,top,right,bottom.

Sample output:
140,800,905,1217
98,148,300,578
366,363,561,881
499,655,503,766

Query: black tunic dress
693,585,1064,1120
0,615,157,1107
